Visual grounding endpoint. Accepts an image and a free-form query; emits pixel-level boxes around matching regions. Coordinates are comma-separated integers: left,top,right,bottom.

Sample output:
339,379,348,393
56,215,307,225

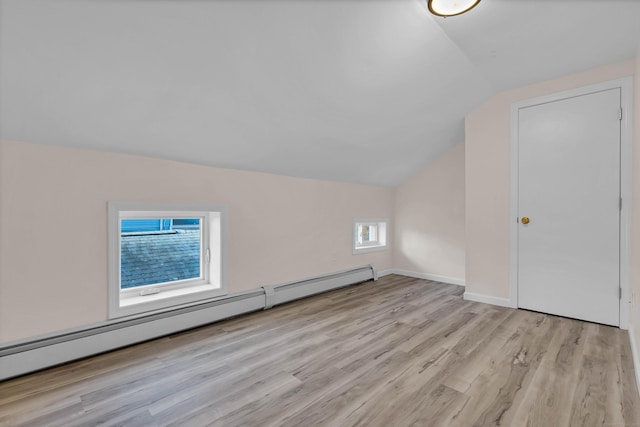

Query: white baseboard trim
390,269,465,287
0,265,375,381
378,269,395,278
628,325,640,399
463,292,513,308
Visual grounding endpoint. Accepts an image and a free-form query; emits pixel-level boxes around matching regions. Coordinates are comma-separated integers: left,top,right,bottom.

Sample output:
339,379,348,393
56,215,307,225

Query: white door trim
509,76,633,329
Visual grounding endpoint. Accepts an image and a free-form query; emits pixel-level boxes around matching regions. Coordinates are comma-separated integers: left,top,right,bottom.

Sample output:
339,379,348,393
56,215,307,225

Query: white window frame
108,201,227,319
353,218,388,254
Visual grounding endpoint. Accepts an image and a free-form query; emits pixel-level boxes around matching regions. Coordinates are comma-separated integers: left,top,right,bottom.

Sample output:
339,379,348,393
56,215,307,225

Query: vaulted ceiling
1,0,639,186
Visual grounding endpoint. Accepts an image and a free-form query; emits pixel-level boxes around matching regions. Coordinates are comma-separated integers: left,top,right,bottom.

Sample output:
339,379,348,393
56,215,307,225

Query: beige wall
0,140,393,343
466,58,637,301
393,142,465,281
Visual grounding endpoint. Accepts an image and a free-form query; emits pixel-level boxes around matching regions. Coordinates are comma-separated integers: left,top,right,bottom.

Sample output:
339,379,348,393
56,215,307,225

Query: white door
517,88,621,326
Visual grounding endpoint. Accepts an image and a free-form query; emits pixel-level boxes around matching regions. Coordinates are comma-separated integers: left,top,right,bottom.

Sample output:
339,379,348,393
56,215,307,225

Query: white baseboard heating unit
0,265,377,381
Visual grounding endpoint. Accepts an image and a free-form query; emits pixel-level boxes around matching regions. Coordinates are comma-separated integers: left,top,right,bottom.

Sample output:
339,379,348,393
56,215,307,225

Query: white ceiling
1,0,639,186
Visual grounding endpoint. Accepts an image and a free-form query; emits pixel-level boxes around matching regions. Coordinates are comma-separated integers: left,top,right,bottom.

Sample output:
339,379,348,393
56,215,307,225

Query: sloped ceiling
1,0,639,186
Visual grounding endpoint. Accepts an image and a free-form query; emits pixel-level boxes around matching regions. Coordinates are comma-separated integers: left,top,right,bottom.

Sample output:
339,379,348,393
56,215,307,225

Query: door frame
509,76,633,329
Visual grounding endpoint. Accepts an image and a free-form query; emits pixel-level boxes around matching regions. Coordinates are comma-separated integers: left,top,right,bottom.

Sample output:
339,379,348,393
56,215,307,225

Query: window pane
121,218,164,233
172,218,200,229
120,218,201,289
362,225,370,242
369,225,378,242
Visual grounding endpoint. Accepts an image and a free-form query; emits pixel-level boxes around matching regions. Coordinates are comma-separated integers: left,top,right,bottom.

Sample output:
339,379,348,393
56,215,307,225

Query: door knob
521,217,530,224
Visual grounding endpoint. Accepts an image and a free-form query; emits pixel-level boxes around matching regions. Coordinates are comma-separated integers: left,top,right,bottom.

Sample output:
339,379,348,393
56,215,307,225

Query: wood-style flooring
1,274,639,426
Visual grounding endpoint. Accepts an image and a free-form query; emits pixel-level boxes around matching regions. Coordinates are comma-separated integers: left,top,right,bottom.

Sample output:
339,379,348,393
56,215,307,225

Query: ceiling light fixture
427,0,481,17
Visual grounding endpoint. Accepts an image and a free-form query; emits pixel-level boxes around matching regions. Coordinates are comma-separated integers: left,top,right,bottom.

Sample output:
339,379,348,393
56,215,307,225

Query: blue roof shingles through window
120,230,201,289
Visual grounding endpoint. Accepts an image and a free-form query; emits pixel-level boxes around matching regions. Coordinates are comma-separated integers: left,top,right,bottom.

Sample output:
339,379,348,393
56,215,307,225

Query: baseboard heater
0,265,376,381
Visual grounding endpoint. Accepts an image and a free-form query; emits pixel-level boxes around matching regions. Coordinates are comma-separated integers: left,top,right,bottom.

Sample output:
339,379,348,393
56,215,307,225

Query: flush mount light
428,0,481,17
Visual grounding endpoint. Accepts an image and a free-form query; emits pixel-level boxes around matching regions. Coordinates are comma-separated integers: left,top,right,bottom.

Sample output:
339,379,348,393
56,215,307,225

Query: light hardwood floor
1,274,639,426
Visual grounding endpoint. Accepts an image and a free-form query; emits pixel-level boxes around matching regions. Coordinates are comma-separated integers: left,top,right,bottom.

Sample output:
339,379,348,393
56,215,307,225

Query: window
108,202,226,318
353,218,388,254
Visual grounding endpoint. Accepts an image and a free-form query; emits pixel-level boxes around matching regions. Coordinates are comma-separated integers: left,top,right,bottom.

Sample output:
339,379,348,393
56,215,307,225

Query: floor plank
1,275,639,427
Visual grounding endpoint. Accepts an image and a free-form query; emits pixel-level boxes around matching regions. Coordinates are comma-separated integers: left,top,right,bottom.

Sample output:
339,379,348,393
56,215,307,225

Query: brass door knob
521,217,530,224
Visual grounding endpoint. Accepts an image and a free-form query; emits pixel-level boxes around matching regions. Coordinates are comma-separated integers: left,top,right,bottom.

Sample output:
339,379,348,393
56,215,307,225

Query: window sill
121,283,222,307
112,284,226,318
353,245,388,255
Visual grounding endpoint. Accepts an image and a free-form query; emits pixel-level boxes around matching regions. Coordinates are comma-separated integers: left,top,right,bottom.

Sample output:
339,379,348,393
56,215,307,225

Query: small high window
108,202,226,318
353,218,388,254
